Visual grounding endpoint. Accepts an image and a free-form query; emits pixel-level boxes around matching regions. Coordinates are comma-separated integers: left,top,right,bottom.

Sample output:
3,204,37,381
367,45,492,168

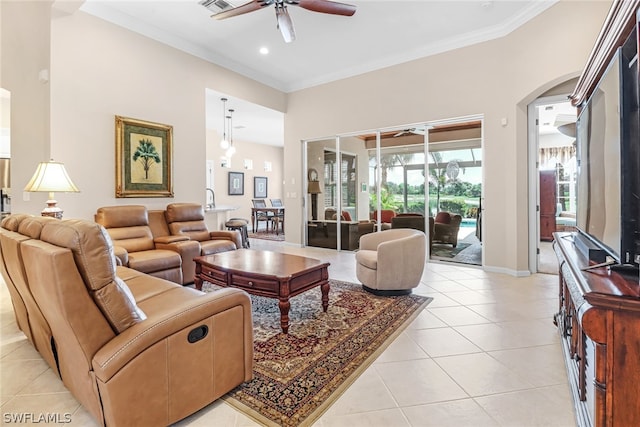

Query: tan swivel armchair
356,228,426,295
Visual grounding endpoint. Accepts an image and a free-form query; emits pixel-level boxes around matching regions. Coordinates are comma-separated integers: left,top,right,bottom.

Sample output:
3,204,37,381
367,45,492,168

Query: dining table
251,206,285,235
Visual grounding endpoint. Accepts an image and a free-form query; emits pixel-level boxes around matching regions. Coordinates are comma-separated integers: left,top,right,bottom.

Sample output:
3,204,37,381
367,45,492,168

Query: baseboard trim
484,265,531,277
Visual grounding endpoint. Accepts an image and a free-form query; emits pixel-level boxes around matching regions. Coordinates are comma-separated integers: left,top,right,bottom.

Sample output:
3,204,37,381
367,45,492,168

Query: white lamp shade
24,161,80,193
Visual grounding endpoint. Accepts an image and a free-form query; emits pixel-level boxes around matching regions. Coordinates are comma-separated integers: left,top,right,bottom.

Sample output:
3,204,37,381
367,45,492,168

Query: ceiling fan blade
295,0,356,16
276,6,296,43
212,0,271,20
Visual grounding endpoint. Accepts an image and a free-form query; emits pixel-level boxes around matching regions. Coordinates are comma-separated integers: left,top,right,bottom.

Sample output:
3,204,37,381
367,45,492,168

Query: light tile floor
0,239,576,426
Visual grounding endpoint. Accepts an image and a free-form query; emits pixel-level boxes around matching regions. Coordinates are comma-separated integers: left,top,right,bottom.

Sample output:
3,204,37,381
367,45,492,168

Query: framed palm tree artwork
115,116,173,197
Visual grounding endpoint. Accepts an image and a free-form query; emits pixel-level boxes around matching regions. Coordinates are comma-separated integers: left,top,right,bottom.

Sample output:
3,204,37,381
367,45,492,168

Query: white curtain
539,145,576,170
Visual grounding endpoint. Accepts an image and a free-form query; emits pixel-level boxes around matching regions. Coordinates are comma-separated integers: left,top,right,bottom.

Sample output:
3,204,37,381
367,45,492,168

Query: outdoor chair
433,211,463,247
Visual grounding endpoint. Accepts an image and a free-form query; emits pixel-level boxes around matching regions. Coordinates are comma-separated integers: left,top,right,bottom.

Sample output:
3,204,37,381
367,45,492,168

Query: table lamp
307,180,322,221
24,160,80,219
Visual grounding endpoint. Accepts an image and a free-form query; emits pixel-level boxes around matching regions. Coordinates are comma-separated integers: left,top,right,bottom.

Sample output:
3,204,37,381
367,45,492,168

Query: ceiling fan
393,128,426,137
211,0,357,43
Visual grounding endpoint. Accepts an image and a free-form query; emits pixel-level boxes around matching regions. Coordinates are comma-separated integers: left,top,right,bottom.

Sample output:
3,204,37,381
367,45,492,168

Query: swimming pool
460,218,477,227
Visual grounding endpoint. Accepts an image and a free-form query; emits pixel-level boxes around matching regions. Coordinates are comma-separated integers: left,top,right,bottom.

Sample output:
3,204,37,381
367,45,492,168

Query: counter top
205,206,238,213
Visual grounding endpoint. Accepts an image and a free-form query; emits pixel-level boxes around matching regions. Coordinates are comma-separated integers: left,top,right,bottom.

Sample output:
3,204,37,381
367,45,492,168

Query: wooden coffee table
194,249,330,334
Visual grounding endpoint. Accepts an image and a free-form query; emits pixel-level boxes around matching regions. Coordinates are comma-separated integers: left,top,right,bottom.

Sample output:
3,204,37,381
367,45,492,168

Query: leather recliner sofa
0,214,253,426
0,214,60,374
164,203,241,256
149,204,240,285
95,205,241,285
95,205,188,284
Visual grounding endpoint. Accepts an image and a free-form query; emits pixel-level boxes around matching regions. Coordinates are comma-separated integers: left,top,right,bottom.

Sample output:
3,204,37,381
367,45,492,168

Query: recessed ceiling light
259,47,269,55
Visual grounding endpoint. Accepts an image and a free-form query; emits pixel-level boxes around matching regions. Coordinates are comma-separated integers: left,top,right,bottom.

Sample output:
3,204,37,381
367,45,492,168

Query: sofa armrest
154,235,190,244
92,287,252,381
155,240,201,284
113,245,128,266
210,230,242,249
155,239,200,255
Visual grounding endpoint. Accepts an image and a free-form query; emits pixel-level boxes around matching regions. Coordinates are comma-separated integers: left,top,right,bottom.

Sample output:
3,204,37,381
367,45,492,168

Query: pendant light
220,97,229,150
225,108,236,157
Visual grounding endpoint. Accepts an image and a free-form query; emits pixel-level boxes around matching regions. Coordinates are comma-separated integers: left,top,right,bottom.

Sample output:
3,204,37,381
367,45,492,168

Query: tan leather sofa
95,205,187,284
1,215,253,426
0,215,59,374
96,205,240,285
164,203,241,255
356,228,426,295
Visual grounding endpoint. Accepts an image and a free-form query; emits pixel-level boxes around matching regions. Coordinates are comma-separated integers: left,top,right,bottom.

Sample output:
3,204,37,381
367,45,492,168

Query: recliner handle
187,325,209,343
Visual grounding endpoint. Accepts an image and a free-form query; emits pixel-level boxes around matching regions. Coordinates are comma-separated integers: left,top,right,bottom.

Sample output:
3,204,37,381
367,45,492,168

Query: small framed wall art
254,176,268,198
228,171,244,195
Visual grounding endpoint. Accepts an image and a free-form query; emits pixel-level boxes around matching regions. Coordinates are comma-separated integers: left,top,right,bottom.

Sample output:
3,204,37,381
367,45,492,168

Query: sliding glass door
303,117,482,267
428,129,482,266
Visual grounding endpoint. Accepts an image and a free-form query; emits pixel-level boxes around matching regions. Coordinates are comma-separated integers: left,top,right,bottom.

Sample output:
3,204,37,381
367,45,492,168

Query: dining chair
270,199,285,234
251,199,271,232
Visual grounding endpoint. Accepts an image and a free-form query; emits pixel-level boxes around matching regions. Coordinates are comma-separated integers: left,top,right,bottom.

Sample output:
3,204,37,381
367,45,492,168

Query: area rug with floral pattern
202,279,432,426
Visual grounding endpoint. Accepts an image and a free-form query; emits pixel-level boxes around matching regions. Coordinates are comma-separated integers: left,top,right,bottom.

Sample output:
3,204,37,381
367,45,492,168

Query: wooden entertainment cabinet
553,232,640,427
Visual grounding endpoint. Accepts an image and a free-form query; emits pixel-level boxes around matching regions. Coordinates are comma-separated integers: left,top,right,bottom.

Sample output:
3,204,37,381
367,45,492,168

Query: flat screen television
575,26,640,269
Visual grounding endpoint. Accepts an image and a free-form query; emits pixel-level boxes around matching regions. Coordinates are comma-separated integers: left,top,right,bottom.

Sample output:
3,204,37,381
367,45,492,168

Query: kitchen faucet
206,188,216,209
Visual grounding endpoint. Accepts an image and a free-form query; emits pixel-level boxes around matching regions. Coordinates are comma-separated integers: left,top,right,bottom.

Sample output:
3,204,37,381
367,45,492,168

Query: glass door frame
302,114,483,266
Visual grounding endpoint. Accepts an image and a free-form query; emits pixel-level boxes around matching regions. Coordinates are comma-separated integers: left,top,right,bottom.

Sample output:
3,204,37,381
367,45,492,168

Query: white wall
1,0,611,274
3,7,285,220
0,1,51,211
206,128,284,229
283,0,610,274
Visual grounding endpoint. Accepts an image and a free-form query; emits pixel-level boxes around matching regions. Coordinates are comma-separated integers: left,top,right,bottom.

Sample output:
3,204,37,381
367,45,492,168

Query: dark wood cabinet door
540,170,557,240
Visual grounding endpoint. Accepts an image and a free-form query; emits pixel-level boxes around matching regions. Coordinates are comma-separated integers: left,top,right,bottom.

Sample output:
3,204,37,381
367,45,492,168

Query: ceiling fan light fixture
275,5,295,43
211,0,355,43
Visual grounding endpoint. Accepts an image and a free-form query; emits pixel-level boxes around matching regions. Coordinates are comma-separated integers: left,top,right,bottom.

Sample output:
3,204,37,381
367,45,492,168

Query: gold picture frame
115,116,173,198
